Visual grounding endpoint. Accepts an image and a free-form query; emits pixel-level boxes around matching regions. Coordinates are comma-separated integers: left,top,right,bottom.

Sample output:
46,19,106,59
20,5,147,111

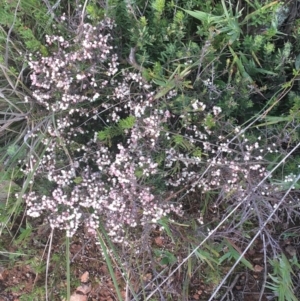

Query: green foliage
15,225,33,246
86,1,105,21
0,0,56,54
218,239,254,271
97,115,136,145
1,144,27,169
194,245,219,271
183,0,244,45
109,0,289,120
157,216,175,243
152,0,165,18
267,254,300,301
110,0,201,75
172,134,192,151
154,248,177,266
19,287,46,301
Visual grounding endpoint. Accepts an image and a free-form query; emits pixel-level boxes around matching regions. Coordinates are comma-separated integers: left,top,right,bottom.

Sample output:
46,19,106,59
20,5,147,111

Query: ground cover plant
0,0,300,300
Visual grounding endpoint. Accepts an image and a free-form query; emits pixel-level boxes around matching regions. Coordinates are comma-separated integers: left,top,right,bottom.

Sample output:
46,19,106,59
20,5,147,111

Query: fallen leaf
68,271,91,301
142,273,152,282
76,282,91,295
252,256,263,263
70,294,88,301
254,265,263,272
285,245,296,257
80,271,89,283
154,236,164,247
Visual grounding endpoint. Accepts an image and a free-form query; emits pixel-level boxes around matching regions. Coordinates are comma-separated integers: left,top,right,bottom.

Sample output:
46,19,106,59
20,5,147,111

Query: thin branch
42,0,61,22
45,228,54,301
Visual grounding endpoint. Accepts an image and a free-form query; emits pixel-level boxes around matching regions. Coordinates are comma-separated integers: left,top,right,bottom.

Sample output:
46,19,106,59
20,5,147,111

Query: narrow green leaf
157,216,175,243
183,9,212,22
229,46,253,82
218,251,232,264
226,243,254,270
256,116,291,127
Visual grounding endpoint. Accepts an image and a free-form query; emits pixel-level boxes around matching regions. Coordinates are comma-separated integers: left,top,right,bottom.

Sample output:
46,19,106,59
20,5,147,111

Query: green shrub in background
0,0,55,61
108,0,299,120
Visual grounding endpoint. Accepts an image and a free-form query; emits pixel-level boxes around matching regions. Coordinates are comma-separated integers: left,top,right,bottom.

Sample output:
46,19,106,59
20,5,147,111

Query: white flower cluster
22,17,182,241
28,18,116,112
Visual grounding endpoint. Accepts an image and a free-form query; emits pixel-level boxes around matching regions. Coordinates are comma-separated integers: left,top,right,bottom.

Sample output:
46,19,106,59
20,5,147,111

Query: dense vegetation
0,0,300,300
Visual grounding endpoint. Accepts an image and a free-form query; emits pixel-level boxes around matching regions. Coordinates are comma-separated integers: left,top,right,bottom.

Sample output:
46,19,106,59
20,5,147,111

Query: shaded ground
2,217,299,301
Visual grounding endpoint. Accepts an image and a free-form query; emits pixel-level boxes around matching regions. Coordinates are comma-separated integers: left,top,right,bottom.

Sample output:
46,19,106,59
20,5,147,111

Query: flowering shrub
22,16,183,239
20,12,297,244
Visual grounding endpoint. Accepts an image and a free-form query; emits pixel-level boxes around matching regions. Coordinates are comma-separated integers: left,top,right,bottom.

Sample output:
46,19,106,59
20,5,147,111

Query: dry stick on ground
70,238,92,262
164,185,190,202
219,273,242,301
